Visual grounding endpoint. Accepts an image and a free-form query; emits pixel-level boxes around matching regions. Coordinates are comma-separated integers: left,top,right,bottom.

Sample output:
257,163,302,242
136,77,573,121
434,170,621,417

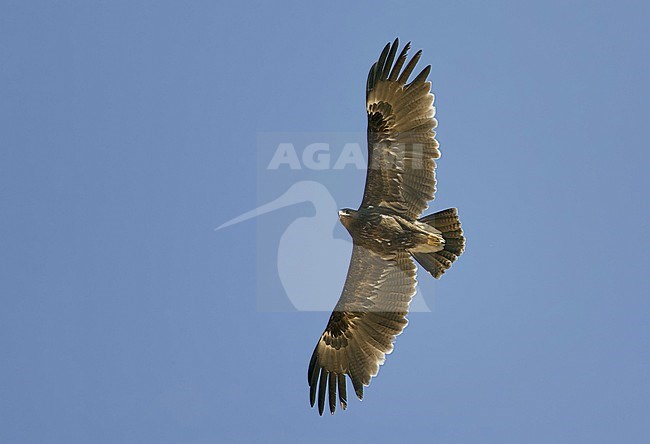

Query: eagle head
338,208,358,232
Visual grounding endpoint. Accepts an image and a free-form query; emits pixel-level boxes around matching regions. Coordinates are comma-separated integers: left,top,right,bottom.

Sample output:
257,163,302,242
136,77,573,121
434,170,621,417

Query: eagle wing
362,38,440,220
308,245,417,415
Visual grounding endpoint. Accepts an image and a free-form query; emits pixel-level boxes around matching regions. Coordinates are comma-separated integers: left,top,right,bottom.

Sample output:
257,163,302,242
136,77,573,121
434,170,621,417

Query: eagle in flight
308,39,466,415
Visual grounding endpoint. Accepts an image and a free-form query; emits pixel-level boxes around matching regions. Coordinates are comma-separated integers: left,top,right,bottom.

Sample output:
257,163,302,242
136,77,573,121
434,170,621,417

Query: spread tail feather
412,208,465,279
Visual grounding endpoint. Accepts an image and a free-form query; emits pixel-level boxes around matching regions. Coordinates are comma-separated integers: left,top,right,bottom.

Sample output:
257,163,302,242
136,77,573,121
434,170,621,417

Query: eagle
308,39,466,415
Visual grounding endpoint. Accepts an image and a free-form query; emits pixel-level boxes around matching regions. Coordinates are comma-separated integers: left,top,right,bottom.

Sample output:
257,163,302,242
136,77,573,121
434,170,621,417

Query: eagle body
308,39,466,415
339,208,444,255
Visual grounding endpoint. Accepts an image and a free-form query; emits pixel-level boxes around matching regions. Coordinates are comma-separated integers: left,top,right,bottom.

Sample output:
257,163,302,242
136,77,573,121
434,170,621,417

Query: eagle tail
412,208,465,279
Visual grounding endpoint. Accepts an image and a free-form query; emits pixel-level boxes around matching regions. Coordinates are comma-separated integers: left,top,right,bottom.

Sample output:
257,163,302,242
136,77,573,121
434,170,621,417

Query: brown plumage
308,39,466,415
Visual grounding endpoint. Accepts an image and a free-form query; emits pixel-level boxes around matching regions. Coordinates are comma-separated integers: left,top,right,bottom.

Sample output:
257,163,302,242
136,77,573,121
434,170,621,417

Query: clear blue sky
1,1,649,442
